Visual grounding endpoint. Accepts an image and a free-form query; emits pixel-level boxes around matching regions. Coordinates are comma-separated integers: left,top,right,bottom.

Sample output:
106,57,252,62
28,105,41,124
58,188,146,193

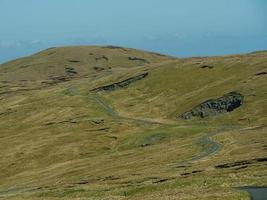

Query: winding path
0,86,230,198
67,85,226,161
89,93,118,119
191,133,222,161
87,88,226,162
88,92,164,125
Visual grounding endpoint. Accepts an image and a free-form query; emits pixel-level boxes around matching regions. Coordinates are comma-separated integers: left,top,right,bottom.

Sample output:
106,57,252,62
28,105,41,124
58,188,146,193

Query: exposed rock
152,178,175,184
44,120,77,126
47,51,56,55
102,45,128,51
91,72,148,92
140,143,152,148
215,157,267,169
150,52,168,57
234,166,248,170
93,66,106,72
102,176,120,181
191,170,203,174
87,127,110,132
255,71,267,76
96,55,109,61
75,180,89,185
19,65,30,69
201,65,214,69
180,92,244,119
181,170,204,176
65,67,78,76
128,57,150,64
67,60,80,63
49,76,70,84
91,119,105,125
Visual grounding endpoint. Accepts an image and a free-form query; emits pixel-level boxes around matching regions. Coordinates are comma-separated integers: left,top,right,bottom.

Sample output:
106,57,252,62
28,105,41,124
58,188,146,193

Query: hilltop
0,46,266,200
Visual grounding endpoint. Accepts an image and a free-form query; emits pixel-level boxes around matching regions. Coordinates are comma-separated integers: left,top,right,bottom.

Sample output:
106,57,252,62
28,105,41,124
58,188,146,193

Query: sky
0,0,267,63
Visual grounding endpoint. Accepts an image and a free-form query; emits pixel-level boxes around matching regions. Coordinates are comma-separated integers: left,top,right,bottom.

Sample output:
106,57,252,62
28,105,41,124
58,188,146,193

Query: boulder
180,92,244,119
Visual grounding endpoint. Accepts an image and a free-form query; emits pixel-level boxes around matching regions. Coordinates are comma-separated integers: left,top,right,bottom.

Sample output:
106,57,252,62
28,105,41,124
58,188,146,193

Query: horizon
0,0,267,63
1,44,267,64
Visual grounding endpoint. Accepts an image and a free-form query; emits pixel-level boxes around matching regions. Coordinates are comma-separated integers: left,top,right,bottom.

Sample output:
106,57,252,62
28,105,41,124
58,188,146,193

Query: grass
0,46,266,199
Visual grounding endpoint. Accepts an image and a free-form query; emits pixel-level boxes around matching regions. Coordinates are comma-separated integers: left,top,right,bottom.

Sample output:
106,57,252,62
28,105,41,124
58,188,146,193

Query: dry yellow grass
0,46,266,199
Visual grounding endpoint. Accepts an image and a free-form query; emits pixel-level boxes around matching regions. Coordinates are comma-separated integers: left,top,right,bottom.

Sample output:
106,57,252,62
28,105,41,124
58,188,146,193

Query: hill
0,46,266,200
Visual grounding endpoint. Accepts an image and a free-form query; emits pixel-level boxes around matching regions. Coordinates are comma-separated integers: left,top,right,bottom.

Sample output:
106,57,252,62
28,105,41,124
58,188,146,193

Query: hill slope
0,46,266,200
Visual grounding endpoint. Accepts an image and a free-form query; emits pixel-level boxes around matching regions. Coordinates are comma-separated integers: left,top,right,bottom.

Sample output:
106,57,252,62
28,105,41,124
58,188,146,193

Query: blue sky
0,0,266,62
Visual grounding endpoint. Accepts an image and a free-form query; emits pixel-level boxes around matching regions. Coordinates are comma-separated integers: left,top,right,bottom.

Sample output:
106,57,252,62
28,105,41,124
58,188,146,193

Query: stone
180,92,244,119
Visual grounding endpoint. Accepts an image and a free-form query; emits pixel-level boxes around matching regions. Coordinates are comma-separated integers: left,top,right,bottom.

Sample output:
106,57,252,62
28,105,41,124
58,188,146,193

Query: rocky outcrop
102,46,128,51
65,67,78,76
201,65,214,69
91,72,148,92
67,60,80,63
128,57,150,64
96,55,109,61
215,157,267,169
49,76,70,84
255,71,267,76
93,66,106,72
180,92,244,119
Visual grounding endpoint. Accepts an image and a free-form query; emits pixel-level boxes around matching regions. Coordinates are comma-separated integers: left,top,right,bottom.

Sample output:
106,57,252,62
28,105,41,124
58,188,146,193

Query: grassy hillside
0,46,266,200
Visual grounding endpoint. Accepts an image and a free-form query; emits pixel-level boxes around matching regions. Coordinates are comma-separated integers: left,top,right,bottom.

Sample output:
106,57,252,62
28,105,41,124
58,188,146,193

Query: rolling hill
0,46,266,200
